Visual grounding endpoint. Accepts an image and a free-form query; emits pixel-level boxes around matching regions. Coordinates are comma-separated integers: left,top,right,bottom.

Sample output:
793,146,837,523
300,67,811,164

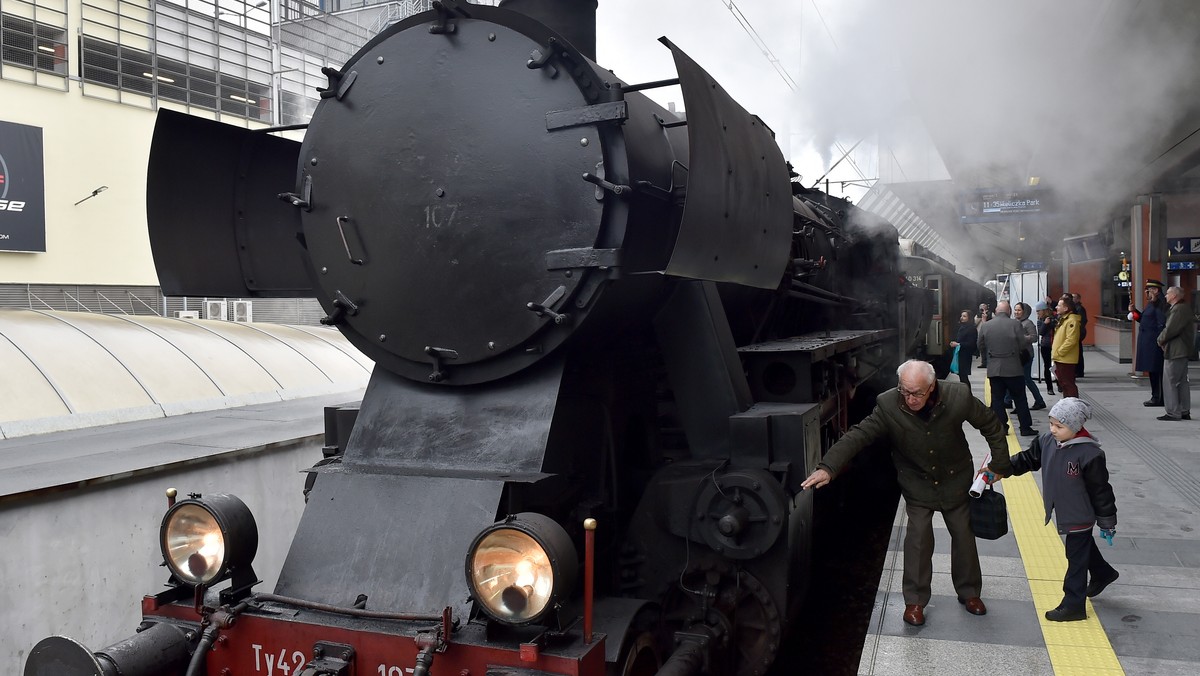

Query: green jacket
1158,301,1196,360
817,380,1011,509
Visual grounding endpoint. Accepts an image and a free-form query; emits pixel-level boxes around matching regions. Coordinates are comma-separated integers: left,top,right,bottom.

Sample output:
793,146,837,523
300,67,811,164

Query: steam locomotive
25,1,955,675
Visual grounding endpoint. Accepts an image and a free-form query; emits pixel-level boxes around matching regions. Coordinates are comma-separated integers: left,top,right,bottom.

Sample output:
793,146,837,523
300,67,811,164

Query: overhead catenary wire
717,0,882,197
718,0,798,92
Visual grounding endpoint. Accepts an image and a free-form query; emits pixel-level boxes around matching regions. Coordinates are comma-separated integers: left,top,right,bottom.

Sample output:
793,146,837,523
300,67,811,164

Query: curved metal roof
0,309,372,438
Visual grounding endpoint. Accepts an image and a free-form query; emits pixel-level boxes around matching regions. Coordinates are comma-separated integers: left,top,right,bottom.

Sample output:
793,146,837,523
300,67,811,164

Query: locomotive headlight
160,493,258,586
465,513,577,625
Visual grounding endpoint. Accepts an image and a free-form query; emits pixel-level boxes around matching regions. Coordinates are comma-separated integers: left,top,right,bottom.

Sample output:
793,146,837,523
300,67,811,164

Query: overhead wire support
718,0,798,92
810,138,863,188
718,0,874,195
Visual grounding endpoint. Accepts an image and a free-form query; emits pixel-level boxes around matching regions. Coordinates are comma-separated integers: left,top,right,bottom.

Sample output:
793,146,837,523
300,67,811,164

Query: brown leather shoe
903,604,925,626
959,596,987,615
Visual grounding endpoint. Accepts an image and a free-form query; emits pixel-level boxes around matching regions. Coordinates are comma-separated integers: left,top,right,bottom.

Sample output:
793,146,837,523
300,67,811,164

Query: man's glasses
898,386,932,399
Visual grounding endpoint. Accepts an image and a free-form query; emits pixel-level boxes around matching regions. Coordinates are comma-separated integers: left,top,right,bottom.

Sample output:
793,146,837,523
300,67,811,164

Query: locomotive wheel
662,563,782,676
608,631,660,676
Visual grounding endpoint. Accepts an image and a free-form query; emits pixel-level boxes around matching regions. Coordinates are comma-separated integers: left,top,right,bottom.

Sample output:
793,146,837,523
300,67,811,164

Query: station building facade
0,0,419,321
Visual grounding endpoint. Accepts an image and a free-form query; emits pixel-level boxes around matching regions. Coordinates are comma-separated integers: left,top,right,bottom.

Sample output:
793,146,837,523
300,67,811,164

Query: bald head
995,301,1011,316
896,359,935,386
896,360,936,411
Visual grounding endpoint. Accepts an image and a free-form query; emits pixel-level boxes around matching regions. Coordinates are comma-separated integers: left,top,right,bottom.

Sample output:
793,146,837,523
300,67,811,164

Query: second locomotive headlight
160,493,258,586
465,513,578,625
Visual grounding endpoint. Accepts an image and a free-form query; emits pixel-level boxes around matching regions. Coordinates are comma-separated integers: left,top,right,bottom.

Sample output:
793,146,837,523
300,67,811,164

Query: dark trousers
1062,530,1117,611
1055,362,1079,398
1077,337,1086,377
1006,358,1046,407
903,500,981,606
1149,370,1163,402
1023,357,1046,406
990,375,1032,430
1040,344,1055,392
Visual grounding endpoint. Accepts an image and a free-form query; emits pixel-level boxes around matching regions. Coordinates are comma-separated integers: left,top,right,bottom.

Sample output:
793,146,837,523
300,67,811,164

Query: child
991,397,1119,621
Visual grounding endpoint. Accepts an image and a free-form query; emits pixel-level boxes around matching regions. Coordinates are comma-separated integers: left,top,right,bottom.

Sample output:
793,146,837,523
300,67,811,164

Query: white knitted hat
1049,397,1091,433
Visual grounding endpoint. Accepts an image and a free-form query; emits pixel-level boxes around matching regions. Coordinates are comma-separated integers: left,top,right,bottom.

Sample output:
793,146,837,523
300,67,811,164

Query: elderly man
1157,286,1195,421
978,301,1038,436
801,360,1012,627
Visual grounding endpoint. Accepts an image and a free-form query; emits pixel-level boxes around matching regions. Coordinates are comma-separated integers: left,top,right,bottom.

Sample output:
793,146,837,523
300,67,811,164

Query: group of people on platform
794,282,1195,629
951,293,1088,437
1129,280,1196,421
799,361,1119,626
949,284,1196,422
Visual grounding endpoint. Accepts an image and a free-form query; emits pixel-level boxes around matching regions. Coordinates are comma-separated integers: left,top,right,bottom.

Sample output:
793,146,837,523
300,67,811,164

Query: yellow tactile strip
986,381,1125,674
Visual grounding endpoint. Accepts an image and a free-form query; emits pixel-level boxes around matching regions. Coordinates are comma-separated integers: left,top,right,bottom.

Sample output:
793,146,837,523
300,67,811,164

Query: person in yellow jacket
1052,294,1082,397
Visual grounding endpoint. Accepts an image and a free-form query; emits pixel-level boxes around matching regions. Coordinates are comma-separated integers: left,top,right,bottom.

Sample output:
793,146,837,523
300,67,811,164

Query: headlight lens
466,513,577,625
163,504,225,584
160,493,257,586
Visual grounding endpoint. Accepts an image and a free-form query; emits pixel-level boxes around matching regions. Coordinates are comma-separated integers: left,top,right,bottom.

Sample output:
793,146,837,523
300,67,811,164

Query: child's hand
1099,528,1116,546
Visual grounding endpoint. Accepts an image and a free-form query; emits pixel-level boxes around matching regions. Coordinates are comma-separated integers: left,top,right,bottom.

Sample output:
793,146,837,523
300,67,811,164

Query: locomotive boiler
25,1,925,675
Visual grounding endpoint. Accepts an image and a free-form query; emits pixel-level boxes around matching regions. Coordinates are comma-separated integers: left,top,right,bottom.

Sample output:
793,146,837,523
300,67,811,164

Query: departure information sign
0,120,47,252
959,188,1052,223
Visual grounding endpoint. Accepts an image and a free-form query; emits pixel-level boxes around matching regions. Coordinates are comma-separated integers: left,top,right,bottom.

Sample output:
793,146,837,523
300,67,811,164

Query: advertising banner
0,120,47,252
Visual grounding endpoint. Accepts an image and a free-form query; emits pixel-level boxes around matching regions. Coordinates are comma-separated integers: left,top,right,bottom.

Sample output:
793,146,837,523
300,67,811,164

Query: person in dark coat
990,398,1118,622
950,309,977,389
1129,279,1167,406
1073,292,1088,377
1035,301,1057,395
801,359,1012,627
975,303,993,367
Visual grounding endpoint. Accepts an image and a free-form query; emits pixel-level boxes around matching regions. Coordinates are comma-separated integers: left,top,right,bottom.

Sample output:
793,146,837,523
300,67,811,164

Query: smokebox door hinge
320,291,359,326
425,346,459,383
546,101,628,131
279,174,313,211
429,0,470,34
318,67,357,101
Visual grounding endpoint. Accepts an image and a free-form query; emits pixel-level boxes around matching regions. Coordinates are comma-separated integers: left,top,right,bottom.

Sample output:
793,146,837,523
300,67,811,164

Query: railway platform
858,350,1200,676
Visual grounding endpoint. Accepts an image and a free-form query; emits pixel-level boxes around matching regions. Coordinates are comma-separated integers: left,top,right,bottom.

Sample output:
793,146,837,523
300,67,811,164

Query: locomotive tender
27,1,940,674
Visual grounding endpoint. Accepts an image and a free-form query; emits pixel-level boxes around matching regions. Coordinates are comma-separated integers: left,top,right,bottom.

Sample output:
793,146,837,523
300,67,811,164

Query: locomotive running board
147,109,311,297
661,39,793,290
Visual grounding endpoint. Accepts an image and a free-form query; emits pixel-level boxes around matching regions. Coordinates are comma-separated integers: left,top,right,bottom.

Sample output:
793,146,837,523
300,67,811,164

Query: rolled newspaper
968,452,993,498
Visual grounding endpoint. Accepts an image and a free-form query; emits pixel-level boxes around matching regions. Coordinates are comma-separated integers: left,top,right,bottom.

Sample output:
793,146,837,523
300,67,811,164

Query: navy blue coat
1133,300,1166,373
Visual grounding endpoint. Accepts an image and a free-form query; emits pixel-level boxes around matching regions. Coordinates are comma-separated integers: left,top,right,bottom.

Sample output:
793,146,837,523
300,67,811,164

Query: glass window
1,2,69,85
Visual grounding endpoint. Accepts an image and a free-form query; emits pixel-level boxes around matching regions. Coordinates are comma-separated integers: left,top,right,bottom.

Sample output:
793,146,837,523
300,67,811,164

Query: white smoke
596,0,1200,258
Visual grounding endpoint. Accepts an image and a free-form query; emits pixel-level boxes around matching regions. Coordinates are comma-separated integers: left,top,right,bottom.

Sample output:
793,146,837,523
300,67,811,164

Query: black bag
969,485,1009,539
1020,347,1033,366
